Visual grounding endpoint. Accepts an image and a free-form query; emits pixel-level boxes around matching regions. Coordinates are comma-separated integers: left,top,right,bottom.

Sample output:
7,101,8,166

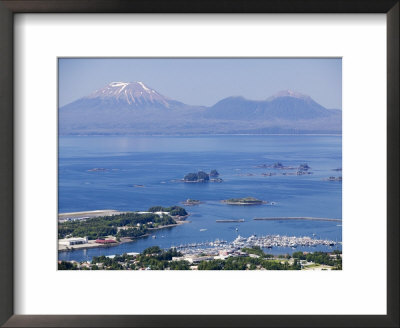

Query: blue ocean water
58,135,342,262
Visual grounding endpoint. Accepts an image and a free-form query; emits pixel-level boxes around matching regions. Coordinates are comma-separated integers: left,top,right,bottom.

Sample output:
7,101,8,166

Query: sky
59,58,342,109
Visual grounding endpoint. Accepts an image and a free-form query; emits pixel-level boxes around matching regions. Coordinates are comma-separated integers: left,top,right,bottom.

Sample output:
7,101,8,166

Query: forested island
183,170,222,183
58,206,188,242
222,197,266,205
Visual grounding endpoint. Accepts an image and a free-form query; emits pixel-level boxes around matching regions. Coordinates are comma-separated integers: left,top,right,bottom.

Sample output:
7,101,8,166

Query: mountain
59,83,341,135
205,90,340,121
60,81,195,111
59,81,205,135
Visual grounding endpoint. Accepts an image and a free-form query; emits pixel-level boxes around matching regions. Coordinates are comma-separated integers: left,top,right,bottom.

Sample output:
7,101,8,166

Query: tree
148,206,164,212
210,169,219,177
142,246,162,255
197,171,209,181
58,261,76,270
184,173,198,181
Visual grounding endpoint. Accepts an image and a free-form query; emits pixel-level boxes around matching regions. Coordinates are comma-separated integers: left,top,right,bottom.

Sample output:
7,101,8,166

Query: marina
173,234,338,255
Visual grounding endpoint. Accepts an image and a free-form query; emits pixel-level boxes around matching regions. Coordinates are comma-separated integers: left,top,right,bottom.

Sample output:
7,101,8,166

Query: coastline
58,212,190,252
58,209,126,221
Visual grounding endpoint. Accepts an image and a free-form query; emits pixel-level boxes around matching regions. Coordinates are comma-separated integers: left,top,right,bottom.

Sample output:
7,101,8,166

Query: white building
59,236,88,246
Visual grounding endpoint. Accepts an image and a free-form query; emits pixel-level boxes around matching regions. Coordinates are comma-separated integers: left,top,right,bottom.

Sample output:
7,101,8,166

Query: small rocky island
181,199,202,206
255,162,313,176
183,170,223,183
256,162,311,171
256,162,296,170
222,197,266,205
87,168,108,172
325,176,342,181
298,163,311,171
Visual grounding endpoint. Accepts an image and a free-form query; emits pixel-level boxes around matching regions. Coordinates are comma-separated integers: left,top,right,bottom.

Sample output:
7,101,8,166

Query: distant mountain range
59,82,341,135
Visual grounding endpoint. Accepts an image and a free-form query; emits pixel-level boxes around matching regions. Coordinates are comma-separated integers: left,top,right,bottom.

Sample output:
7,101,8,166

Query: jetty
216,219,245,223
254,217,342,222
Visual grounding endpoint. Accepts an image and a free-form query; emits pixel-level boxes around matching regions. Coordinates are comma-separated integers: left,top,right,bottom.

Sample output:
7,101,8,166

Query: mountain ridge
59,82,342,135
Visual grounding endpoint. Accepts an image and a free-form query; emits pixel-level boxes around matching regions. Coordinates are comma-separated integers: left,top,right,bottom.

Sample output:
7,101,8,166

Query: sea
58,135,342,262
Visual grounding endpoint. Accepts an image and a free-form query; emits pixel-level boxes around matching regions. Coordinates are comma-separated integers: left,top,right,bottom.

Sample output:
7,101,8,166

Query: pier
216,219,245,223
254,217,342,222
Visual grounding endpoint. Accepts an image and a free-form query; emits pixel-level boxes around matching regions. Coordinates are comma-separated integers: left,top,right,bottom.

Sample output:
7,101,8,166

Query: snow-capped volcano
60,81,198,114
88,81,167,105
86,81,173,108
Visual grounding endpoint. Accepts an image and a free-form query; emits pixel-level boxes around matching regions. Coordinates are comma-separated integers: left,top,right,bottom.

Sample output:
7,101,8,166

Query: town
59,234,342,271
58,244,342,271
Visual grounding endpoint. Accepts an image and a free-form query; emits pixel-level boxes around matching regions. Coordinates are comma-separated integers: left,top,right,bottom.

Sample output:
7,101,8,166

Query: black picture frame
0,1,398,327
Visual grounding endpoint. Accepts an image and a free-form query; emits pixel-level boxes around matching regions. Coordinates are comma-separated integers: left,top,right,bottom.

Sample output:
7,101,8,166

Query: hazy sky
59,58,342,109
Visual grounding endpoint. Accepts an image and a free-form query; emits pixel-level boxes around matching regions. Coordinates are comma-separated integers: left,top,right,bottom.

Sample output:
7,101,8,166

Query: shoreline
58,217,189,252
58,209,127,221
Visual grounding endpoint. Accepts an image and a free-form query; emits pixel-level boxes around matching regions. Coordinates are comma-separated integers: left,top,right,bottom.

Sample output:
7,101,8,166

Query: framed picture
0,0,398,327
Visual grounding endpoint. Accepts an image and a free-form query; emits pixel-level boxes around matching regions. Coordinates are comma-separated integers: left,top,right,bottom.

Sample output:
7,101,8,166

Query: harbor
172,234,338,256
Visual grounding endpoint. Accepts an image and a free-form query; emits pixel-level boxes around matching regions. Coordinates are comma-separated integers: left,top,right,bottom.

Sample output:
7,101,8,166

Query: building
59,236,88,246
95,239,117,244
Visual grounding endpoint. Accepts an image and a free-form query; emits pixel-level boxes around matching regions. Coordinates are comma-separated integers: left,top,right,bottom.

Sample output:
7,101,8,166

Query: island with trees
222,197,266,205
183,170,223,183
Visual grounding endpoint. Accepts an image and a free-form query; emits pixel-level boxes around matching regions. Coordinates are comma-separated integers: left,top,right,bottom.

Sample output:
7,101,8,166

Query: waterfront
58,135,342,262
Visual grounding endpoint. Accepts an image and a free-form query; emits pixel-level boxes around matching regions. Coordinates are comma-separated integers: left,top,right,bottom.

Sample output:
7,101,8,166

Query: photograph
57,58,342,271
1,1,397,325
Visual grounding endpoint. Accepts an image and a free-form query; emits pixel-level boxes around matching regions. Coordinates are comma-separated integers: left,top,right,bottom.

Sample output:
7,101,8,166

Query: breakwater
254,217,342,222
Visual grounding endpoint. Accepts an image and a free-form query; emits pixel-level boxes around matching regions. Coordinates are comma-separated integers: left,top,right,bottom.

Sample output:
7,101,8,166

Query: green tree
58,261,76,270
